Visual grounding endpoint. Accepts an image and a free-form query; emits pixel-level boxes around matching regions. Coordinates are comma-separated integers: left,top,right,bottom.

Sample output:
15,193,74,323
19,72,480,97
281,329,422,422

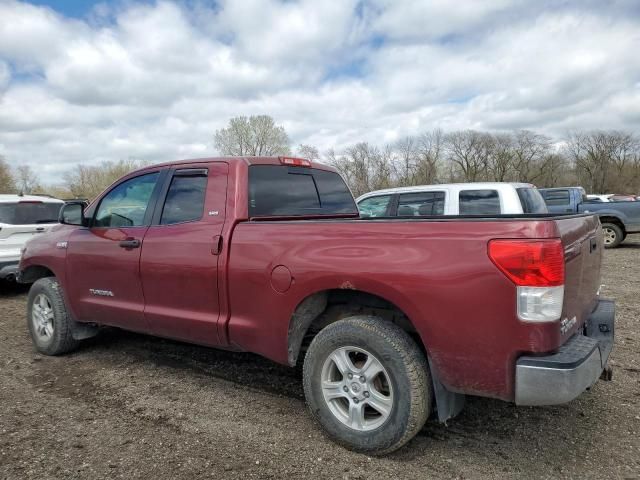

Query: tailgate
555,215,602,336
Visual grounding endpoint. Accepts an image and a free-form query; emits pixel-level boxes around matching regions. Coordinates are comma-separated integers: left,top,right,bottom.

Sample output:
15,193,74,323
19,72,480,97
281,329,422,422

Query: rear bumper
0,261,19,280
515,299,615,406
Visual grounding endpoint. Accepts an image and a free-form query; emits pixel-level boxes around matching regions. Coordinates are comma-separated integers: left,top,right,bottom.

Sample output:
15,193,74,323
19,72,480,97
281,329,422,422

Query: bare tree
414,129,443,185
510,130,552,182
566,131,640,194
14,165,41,194
64,159,148,200
0,156,16,193
296,144,320,160
393,137,418,185
214,115,291,156
487,133,513,182
445,130,493,182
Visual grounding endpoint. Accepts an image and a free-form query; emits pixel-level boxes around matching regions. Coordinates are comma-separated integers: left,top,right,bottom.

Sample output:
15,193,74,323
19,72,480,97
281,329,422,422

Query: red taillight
280,157,311,167
488,239,564,287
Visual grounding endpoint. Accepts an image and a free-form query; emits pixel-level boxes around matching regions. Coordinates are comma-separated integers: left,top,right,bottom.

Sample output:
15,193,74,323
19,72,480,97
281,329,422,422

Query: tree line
1,115,639,200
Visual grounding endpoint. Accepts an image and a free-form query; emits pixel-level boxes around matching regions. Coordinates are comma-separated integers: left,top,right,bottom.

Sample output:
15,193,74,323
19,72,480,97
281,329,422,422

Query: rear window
0,202,62,225
459,190,501,215
516,188,548,213
248,165,357,217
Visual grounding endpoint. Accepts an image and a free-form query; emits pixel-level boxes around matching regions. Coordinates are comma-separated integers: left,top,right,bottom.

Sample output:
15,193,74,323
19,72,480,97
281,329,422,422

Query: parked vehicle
356,182,548,217
586,194,612,203
19,157,614,455
608,194,636,202
540,187,640,248
0,194,64,281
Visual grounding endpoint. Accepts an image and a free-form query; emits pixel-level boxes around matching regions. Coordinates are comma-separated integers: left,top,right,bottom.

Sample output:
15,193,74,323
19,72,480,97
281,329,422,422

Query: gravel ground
0,241,639,479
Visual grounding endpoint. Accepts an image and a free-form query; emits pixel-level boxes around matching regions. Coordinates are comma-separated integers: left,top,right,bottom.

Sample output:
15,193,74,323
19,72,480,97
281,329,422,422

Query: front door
65,170,164,332
140,163,228,346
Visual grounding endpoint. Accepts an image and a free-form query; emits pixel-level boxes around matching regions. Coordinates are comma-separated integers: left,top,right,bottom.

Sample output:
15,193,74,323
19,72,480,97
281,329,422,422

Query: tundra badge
560,316,577,335
89,289,114,297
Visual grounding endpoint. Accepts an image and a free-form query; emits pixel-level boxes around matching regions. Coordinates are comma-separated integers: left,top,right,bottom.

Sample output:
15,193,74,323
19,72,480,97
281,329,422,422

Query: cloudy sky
1,0,639,182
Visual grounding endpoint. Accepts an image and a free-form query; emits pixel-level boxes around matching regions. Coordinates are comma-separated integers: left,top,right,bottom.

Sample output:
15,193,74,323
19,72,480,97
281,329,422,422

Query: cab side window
160,170,208,225
398,192,445,216
459,189,501,215
358,195,392,217
94,173,159,227
542,190,570,206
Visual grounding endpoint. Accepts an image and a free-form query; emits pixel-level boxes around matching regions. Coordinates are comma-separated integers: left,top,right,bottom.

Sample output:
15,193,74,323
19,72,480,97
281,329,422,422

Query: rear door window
0,202,62,225
397,192,445,216
516,188,548,213
249,165,357,217
358,195,392,217
160,170,208,225
459,190,501,215
542,190,570,206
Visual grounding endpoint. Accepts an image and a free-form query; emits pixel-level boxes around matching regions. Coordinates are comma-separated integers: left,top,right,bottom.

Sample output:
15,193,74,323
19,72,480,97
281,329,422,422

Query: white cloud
0,0,639,183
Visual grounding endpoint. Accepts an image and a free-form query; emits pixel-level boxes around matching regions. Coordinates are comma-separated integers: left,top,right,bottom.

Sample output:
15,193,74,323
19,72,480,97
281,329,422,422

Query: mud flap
428,357,466,423
70,321,99,340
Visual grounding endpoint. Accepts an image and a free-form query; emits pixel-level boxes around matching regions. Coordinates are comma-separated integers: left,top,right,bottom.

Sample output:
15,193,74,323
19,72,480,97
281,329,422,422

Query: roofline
355,182,536,201
131,156,338,176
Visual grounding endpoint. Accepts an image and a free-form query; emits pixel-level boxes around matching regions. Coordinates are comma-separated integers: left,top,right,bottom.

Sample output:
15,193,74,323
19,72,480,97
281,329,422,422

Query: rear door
140,162,228,346
65,170,164,331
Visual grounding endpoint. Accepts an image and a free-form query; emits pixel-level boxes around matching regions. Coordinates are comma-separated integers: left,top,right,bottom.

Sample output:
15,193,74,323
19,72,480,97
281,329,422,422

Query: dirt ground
0,242,639,480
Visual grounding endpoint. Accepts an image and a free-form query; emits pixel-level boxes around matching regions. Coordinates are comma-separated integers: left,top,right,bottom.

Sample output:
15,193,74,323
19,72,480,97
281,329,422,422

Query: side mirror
59,202,86,226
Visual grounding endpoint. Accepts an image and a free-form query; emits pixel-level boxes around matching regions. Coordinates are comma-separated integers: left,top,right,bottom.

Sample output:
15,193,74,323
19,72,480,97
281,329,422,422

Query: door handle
211,235,223,255
119,238,141,249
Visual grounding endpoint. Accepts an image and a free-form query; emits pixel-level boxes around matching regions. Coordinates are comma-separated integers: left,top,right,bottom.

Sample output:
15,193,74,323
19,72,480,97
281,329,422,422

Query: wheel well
287,289,421,367
599,216,625,234
19,265,55,284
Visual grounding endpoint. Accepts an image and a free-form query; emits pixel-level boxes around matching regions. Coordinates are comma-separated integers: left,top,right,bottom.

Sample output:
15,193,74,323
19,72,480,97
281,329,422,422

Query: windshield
0,202,62,225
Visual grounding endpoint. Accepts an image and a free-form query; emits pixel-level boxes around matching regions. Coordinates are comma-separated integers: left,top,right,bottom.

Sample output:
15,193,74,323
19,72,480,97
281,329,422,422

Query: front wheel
27,277,79,355
602,223,624,248
303,316,432,455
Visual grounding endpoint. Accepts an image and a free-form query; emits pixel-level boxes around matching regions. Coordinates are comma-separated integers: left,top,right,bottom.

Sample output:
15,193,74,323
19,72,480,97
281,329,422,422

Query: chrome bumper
515,299,615,406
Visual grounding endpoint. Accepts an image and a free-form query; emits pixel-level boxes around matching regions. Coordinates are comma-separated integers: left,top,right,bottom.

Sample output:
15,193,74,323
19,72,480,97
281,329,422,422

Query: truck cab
356,182,548,218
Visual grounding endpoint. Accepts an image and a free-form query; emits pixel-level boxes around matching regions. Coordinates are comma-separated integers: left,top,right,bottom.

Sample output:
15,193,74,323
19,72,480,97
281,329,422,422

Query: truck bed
226,213,602,401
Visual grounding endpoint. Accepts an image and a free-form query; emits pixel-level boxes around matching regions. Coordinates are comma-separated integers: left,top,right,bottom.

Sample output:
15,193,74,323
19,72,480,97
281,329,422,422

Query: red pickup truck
19,157,615,454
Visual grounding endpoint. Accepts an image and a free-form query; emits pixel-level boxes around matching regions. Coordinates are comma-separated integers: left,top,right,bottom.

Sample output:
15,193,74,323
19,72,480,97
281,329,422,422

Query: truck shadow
80,328,604,467
618,242,640,249
84,327,304,399
0,281,30,297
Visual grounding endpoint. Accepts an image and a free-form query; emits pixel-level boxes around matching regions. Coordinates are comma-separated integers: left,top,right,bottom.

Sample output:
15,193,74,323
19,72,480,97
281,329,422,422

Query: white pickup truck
0,194,64,281
356,182,548,217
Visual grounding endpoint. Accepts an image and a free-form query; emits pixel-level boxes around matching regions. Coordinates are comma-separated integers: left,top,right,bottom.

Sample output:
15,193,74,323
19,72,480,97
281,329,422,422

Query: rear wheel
27,277,79,355
303,316,431,455
602,223,623,248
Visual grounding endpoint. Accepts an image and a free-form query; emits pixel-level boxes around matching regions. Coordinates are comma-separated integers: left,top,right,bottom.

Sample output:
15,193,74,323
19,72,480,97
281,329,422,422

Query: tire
303,316,432,455
27,277,80,355
602,223,624,248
